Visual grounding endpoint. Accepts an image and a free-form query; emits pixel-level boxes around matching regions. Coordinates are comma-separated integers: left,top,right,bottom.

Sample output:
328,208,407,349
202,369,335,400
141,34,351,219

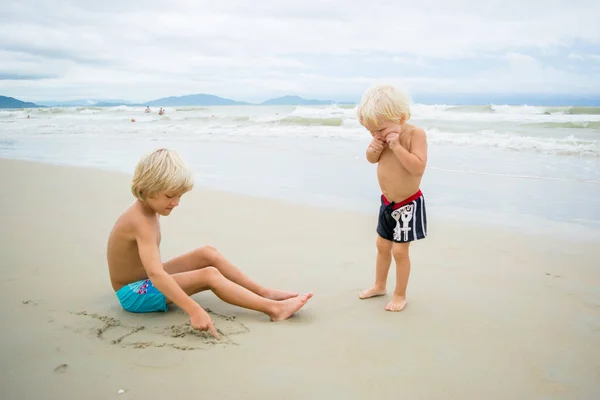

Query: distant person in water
106,148,313,338
158,108,164,115
357,84,428,312
145,106,151,113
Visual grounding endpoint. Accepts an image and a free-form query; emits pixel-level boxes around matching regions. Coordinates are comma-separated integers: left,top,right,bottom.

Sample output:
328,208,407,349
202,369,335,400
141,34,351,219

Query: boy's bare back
107,201,159,291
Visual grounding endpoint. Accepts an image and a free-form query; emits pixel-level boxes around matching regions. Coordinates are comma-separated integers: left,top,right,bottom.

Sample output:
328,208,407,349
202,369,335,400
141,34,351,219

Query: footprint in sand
545,272,562,278
69,310,249,350
53,364,68,373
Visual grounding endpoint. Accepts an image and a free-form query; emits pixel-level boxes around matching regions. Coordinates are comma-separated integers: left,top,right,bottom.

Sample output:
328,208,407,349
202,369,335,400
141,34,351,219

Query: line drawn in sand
70,309,250,350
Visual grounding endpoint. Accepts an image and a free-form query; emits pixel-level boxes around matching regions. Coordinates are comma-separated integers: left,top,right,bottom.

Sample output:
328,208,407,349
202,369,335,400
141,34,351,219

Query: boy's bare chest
380,135,411,164
379,149,409,174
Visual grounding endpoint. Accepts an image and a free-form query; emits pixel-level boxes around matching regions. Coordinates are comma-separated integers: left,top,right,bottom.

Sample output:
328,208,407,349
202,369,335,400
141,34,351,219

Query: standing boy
357,84,428,312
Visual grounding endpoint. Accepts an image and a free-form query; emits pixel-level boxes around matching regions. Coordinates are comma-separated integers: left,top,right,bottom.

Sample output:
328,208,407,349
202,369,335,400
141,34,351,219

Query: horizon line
4,92,600,107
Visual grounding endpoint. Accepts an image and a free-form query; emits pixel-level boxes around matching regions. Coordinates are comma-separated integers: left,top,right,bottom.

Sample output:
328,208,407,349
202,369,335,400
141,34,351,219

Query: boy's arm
366,147,381,163
386,129,428,176
135,224,201,315
366,139,384,163
135,221,219,338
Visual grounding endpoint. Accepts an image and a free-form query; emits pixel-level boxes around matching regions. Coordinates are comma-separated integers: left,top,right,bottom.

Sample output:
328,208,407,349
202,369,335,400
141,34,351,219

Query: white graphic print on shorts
391,204,414,241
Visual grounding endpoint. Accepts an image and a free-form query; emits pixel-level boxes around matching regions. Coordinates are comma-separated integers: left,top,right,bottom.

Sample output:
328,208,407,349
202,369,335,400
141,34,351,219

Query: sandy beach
1,158,599,400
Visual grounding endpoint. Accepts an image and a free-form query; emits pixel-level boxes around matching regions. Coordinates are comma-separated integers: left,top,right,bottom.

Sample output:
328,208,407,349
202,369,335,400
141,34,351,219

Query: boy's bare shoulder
406,125,427,149
408,124,427,137
112,203,155,240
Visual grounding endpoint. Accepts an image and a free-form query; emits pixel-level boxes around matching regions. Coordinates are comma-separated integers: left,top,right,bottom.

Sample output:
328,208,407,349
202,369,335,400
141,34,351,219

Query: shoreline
3,156,600,240
1,158,599,399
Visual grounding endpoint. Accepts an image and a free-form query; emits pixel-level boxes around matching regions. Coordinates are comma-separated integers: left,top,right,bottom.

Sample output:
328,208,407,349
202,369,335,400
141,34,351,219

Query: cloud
0,0,599,102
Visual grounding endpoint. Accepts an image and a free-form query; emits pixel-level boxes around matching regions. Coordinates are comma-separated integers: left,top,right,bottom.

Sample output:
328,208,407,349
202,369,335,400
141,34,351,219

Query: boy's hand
190,308,220,339
368,138,385,153
385,132,401,149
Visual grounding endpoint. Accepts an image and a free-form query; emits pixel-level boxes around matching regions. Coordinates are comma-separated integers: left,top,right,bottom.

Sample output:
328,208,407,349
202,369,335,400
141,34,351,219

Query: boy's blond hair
131,148,194,200
357,84,411,131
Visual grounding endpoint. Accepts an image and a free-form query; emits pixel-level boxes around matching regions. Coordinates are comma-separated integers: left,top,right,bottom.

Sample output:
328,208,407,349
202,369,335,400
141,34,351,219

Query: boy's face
147,192,183,216
370,119,404,141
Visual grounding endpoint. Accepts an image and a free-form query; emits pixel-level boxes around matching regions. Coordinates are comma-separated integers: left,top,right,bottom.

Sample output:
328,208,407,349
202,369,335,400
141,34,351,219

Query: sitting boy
107,148,312,338
356,84,428,312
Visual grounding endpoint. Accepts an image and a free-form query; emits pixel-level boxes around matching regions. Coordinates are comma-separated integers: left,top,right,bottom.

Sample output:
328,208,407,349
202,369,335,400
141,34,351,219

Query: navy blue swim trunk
377,190,427,243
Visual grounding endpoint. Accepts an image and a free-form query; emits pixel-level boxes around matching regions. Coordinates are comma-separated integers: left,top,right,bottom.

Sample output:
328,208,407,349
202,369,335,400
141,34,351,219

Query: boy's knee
376,236,392,253
391,243,410,260
197,245,220,263
201,266,222,284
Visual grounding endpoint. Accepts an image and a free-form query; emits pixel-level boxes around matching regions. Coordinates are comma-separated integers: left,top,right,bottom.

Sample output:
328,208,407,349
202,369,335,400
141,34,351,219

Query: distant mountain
23,94,355,108
0,95,40,109
146,94,250,106
9,92,599,109
261,95,338,105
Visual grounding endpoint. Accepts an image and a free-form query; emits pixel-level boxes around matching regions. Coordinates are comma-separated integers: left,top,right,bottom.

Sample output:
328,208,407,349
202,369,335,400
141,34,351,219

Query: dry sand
0,158,599,400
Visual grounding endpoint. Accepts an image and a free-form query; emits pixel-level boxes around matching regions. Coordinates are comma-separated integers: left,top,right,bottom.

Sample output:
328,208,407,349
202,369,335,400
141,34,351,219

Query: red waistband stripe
381,190,423,210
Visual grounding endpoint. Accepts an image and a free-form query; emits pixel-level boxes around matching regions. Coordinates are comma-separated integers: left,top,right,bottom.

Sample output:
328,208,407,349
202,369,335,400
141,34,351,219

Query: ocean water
1,104,599,233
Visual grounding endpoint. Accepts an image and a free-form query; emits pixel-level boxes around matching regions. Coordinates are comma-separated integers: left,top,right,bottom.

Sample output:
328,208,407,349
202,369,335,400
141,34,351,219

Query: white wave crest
428,129,599,157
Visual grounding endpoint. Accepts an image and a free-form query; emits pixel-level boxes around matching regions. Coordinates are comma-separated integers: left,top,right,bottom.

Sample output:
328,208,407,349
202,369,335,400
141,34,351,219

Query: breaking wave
525,121,600,129
443,104,600,116
275,116,343,127
427,129,599,157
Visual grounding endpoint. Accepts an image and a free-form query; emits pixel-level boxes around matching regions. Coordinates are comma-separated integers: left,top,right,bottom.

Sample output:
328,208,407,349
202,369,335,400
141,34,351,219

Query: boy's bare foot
262,288,298,301
385,295,407,312
270,293,313,321
359,286,386,299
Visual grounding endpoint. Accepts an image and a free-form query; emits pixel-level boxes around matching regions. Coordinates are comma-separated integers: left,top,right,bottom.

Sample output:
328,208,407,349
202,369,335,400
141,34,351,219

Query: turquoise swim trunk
115,279,168,313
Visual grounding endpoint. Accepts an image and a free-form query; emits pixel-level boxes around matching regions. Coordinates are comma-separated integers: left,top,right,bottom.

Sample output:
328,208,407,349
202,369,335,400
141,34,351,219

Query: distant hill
146,94,250,106
23,94,355,108
0,95,40,109
261,95,338,105
9,92,598,109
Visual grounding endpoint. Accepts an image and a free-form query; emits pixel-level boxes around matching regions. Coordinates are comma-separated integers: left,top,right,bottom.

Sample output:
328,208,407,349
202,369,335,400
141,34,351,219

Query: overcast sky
1,0,599,103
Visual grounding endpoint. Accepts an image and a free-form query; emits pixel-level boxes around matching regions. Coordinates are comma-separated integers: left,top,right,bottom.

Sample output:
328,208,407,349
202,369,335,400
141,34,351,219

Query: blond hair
357,84,411,131
131,148,194,200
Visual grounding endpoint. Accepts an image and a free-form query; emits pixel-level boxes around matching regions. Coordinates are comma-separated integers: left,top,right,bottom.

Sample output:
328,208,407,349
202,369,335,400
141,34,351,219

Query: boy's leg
359,235,393,299
169,267,312,321
385,242,411,312
163,246,297,300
